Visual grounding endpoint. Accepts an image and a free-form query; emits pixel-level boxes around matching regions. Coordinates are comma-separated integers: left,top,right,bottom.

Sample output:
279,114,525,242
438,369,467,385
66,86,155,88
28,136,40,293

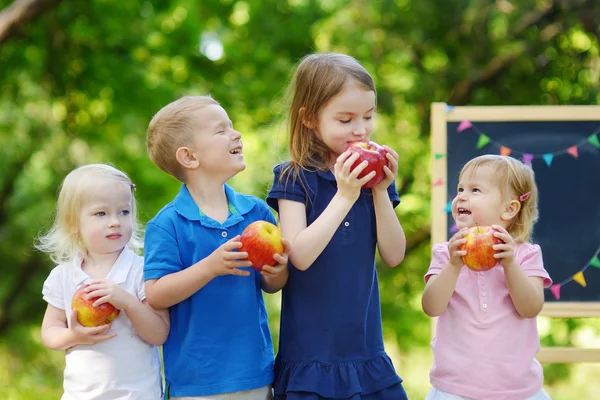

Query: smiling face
77,178,133,257
311,81,376,164
452,165,514,230
183,104,245,178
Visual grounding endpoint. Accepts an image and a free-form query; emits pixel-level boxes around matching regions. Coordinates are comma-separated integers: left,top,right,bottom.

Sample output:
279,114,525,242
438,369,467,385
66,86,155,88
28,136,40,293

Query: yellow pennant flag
573,271,587,287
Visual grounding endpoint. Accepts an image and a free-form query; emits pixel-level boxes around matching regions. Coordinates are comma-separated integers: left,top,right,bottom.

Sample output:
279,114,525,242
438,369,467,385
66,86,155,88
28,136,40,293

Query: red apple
239,221,284,271
71,285,120,327
459,225,503,271
346,140,389,188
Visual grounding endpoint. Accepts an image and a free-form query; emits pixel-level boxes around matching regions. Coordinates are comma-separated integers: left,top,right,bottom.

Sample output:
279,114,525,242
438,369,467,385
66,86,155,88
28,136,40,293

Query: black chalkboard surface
446,120,600,303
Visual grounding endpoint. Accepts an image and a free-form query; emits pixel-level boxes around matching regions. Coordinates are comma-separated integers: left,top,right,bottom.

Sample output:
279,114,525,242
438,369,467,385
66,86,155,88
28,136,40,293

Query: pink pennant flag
522,153,534,166
550,284,561,300
567,145,578,158
450,223,459,233
431,178,444,187
457,120,473,132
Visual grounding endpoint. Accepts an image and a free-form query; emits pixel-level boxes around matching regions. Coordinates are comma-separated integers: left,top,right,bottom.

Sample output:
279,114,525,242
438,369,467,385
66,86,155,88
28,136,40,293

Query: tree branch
0,0,63,44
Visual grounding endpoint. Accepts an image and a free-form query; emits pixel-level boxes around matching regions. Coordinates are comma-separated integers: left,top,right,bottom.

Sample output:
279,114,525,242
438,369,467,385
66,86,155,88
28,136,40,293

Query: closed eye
339,119,351,124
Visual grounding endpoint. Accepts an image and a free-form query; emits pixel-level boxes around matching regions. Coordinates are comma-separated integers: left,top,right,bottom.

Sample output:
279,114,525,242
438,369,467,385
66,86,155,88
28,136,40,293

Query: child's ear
175,147,200,170
299,107,315,129
501,199,521,222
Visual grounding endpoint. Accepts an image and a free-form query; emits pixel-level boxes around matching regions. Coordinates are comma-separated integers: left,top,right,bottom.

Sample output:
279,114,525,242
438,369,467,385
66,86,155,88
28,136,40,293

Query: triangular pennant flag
434,153,446,160
446,105,455,112
573,271,587,287
457,120,473,132
450,223,459,233
476,134,491,149
542,153,553,167
588,134,600,149
432,178,444,187
589,256,600,269
567,145,578,158
500,146,512,156
522,153,534,166
444,201,452,212
550,284,561,300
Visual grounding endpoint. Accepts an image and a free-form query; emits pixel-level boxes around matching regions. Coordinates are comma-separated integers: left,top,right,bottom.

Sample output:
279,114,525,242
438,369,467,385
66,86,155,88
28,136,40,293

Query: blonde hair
282,53,376,179
460,155,539,243
147,95,219,182
36,164,143,264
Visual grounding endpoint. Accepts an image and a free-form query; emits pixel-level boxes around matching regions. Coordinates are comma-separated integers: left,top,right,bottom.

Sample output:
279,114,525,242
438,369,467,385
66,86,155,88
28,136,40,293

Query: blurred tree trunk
0,0,63,44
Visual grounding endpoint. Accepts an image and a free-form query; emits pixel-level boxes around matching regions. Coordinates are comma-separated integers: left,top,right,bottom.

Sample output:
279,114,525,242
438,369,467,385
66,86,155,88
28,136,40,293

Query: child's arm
279,152,374,271
421,230,467,317
84,280,170,346
492,225,545,318
260,238,290,293
145,236,252,309
41,304,116,350
372,147,405,267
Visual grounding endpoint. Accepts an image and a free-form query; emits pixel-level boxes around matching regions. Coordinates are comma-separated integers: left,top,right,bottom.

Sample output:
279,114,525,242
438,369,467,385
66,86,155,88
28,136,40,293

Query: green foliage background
1,0,600,398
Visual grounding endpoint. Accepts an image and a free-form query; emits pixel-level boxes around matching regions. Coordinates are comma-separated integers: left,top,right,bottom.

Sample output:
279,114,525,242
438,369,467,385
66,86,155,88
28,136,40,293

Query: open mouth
229,147,242,155
458,208,471,216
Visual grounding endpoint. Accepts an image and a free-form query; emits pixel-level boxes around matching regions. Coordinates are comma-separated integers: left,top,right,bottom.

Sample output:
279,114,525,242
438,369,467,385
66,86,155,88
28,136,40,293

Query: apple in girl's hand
346,140,389,188
71,285,120,327
240,221,284,271
459,225,503,271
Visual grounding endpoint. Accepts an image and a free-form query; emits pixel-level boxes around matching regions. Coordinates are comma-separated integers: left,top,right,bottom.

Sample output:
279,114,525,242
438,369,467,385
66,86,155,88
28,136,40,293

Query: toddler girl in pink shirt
422,155,552,400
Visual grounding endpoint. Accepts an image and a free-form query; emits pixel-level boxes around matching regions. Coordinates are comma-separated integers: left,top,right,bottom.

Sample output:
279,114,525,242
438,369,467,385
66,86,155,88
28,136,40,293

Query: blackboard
431,104,600,363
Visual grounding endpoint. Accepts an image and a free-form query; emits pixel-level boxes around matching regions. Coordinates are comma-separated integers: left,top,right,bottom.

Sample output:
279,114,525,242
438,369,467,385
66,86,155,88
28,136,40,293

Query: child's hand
84,279,137,311
68,309,117,346
208,235,253,277
372,146,399,192
260,238,290,278
334,151,376,202
448,228,468,268
491,225,516,268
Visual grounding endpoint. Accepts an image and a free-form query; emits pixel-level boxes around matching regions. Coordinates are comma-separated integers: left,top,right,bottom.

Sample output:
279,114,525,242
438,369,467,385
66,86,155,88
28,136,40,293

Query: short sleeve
144,220,184,281
387,180,400,209
42,266,66,309
266,163,307,212
424,243,450,283
517,243,552,288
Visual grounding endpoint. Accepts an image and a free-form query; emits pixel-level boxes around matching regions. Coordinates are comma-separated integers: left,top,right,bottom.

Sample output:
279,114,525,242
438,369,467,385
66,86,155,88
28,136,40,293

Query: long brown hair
280,53,376,182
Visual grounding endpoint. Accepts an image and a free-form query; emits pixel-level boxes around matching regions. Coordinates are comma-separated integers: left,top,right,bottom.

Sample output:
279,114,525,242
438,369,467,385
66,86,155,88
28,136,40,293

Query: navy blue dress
267,164,408,400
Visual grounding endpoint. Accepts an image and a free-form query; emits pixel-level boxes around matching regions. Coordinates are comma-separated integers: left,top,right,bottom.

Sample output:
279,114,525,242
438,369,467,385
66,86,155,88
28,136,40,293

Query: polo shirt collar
316,168,336,181
173,184,255,222
71,247,133,286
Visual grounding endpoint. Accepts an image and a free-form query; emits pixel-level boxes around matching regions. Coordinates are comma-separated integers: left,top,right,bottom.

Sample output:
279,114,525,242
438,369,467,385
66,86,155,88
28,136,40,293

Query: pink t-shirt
425,242,552,400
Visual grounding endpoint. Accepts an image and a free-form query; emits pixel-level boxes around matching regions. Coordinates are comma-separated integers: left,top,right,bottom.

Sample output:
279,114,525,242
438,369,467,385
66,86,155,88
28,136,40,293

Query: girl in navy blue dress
267,53,408,400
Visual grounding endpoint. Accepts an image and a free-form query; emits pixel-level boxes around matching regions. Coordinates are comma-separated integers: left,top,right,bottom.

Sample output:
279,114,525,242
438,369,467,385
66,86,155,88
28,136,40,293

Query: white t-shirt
42,247,162,400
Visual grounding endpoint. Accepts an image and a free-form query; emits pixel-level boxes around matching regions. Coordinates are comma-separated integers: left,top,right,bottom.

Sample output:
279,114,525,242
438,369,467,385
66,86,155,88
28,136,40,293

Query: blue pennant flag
542,153,553,167
443,201,452,212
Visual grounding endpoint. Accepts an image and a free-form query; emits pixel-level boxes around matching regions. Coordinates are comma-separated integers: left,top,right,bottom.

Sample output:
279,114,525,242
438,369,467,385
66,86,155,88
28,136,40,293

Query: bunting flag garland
454,120,600,166
544,251,600,300
431,178,444,187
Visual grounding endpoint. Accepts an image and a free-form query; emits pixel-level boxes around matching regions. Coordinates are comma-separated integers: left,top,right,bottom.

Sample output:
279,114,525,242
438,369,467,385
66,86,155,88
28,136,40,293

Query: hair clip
519,191,531,202
131,183,136,192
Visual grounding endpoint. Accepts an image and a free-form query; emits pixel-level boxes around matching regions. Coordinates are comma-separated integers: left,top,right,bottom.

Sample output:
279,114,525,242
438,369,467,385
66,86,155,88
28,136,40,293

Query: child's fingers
272,253,287,264
336,151,354,165
229,268,251,277
92,295,111,308
225,251,248,260
357,170,376,186
85,323,112,336
347,159,368,178
492,243,513,252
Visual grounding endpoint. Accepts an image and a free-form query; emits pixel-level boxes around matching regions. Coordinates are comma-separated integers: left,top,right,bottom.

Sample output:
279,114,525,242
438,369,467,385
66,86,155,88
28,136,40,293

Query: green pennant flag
434,153,445,160
589,256,600,269
477,134,491,149
588,134,600,149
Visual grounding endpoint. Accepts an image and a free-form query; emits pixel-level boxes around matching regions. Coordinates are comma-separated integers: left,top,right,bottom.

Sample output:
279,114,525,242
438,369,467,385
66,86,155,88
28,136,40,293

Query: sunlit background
1,0,600,399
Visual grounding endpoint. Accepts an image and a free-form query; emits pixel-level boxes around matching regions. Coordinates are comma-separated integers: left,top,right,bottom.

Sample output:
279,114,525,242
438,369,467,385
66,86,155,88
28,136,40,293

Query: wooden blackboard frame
430,102,600,363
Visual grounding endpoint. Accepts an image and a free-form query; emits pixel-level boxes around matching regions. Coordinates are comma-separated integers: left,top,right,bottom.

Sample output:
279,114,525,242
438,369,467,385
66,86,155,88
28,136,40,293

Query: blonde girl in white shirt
36,164,169,400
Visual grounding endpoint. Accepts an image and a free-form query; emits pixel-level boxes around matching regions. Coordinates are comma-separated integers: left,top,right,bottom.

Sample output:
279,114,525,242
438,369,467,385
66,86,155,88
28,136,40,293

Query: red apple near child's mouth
346,140,389,188
459,225,503,271
239,221,284,272
71,285,120,327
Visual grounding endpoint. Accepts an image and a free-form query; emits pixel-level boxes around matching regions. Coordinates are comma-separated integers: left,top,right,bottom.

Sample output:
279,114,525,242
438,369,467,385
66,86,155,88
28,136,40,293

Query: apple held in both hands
239,221,285,272
346,140,389,188
459,225,504,271
71,285,120,327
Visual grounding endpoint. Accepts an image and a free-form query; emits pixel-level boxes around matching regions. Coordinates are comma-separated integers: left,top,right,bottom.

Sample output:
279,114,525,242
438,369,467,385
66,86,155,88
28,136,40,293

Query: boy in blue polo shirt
143,95,289,400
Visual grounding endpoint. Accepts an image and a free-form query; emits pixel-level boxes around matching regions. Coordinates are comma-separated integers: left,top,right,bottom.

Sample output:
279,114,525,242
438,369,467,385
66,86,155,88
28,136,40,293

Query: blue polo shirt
266,163,405,398
144,184,275,397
